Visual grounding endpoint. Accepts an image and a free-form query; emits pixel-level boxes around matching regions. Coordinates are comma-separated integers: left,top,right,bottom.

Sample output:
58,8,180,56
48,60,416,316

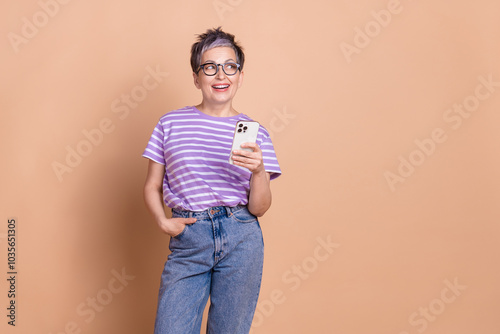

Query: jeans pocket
230,208,258,224
172,224,189,240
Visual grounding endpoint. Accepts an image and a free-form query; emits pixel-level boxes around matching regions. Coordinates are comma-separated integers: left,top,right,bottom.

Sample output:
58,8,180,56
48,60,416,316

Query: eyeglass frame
196,62,241,76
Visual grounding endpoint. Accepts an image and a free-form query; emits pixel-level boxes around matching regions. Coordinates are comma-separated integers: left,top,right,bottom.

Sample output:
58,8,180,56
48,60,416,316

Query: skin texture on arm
248,169,272,217
143,160,196,236
232,142,272,217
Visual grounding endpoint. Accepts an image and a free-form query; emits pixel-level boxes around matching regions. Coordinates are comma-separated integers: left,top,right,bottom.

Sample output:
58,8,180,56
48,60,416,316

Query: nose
216,65,226,79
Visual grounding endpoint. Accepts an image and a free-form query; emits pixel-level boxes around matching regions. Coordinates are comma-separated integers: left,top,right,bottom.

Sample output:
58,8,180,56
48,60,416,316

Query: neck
196,102,238,118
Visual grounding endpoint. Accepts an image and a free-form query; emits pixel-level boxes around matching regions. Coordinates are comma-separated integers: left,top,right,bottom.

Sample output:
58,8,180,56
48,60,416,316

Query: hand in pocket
158,217,197,237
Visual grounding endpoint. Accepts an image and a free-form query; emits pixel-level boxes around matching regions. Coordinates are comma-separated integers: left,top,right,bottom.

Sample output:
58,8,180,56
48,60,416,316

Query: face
193,46,244,107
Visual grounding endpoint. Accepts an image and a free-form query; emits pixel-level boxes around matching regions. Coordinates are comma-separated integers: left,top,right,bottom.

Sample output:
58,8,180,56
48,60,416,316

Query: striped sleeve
142,120,166,165
258,126,282,180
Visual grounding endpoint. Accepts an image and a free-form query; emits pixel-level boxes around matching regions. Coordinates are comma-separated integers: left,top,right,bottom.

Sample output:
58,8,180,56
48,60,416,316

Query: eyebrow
203,58,236,63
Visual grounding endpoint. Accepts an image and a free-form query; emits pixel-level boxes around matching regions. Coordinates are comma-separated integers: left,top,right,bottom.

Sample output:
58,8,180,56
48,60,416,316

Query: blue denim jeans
154,205,264,334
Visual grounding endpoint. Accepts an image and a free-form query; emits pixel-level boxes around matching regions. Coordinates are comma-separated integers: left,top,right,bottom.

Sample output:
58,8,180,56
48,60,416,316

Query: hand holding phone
229,121,260,165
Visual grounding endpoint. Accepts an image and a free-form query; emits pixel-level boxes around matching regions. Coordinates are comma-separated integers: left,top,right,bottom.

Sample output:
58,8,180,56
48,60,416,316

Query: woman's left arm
231,142,272,217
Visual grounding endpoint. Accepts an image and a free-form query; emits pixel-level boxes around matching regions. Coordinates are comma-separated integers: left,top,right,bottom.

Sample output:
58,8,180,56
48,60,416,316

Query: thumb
185,218,197,225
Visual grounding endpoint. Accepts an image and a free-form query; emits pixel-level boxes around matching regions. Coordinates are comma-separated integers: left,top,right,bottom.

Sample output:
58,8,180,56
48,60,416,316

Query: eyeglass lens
201,63,239,76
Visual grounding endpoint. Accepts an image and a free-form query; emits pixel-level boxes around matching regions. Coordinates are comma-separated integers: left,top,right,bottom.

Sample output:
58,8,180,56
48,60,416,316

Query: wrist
157,217,173,234
252,166,267,176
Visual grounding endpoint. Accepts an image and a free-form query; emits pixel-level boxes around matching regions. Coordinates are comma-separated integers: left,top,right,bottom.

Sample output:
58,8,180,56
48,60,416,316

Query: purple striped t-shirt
142,106,281,211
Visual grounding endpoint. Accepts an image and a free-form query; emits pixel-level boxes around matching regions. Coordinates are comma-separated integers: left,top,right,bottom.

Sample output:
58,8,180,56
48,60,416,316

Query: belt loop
188,211,193,218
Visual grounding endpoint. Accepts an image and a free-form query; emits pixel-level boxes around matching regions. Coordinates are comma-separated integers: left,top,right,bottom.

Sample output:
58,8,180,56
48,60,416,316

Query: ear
193,72,201,89
237,70,244,88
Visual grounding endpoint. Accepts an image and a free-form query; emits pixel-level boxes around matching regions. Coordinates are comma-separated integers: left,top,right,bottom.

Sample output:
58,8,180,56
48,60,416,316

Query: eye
204,63,216,70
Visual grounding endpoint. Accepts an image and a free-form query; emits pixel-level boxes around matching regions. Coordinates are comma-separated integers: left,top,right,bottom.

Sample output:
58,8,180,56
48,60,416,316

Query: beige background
1,0,500,333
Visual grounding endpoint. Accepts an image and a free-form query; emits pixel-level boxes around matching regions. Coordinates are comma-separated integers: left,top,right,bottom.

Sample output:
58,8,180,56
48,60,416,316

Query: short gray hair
190,27,245,73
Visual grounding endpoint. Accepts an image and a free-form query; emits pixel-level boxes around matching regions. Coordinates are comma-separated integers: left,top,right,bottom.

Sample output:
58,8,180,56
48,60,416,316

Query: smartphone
229,121,260,164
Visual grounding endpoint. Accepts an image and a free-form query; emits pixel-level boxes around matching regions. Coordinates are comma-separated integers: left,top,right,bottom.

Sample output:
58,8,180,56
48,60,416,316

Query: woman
143,27,281,333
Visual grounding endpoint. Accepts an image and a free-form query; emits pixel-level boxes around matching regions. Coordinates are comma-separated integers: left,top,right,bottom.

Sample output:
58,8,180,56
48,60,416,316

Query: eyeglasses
197,62,241,76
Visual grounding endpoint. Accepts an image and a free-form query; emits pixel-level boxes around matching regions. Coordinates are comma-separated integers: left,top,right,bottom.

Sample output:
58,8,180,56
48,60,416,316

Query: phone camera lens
237,129,242,133
243,126,248,131
239,124,243,127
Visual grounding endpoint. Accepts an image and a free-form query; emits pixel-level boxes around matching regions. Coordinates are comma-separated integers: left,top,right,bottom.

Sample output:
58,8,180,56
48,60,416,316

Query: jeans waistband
172,205,248,219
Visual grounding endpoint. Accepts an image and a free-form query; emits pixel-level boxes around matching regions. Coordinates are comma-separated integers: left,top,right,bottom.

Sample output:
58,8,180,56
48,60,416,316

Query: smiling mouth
212,84,230,89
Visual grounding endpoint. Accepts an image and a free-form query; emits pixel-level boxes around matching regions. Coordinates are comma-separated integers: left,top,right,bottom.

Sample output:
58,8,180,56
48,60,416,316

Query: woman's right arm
143,160,196,236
